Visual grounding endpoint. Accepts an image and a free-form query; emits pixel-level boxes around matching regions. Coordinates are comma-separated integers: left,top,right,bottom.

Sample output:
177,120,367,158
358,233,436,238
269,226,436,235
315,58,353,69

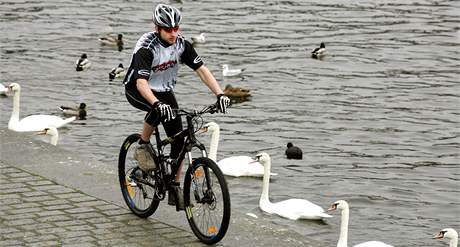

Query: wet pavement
0,129,326,247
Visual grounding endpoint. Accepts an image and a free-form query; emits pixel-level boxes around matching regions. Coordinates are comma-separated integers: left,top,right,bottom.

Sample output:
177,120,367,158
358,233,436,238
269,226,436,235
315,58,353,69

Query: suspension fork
186,148,208,178
188,149,213,191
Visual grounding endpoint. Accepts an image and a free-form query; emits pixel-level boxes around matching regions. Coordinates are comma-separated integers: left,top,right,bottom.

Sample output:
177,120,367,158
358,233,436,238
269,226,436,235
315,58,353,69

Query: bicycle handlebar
174,103,219,117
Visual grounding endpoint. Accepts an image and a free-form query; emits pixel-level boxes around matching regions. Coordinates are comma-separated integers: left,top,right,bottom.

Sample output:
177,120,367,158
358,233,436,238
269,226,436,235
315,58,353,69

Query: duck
311,42,326,58
203,122,276,177
328,200,394,247
254,152,331,220
37,127,59,146
434,228,458,247
75,53,91,71
222,64,245,77
59,102,87,120
224,84,251,99
7,83,76,132
0,83,8,96
98,33,124,51
285,142,303,159
109,63,127,81
191,33,206,44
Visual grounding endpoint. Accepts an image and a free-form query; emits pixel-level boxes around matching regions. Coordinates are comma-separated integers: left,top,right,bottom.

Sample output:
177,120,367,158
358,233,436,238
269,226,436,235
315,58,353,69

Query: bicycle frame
152,111,209,186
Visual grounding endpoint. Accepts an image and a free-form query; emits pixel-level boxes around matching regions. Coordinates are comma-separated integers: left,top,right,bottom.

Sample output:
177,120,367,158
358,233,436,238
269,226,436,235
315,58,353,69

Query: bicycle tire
118,133,160,218
183,157,231,244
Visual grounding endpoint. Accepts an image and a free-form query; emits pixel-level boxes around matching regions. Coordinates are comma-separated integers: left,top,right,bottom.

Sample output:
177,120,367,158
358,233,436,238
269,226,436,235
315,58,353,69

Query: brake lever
208,104,219,114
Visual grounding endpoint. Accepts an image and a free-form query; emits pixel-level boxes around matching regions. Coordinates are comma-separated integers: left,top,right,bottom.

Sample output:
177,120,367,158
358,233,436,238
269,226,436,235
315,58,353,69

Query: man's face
158,26,179,44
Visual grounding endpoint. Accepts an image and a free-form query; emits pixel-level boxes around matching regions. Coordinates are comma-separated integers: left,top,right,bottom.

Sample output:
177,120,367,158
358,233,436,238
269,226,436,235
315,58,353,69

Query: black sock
138,138,150,145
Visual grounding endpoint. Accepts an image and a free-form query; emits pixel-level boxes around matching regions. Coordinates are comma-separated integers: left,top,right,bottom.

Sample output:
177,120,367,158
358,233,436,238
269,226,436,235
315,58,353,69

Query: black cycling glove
217,94,230,114
153,101,175,122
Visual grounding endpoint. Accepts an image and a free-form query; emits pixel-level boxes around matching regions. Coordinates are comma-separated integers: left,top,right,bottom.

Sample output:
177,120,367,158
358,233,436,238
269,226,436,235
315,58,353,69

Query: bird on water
285,142,303,159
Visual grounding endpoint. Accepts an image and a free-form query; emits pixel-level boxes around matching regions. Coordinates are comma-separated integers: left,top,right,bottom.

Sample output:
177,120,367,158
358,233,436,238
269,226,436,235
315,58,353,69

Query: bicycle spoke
118,133,160,218
184,157,230,244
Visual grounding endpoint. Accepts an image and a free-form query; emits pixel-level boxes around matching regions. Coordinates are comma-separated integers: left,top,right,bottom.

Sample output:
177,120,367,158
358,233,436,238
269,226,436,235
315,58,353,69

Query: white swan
0,83,8,96
255,152,331,220
7,83,76,132
328,200,394,247
37,127,59,146
204,122,276,177
434,228,458,247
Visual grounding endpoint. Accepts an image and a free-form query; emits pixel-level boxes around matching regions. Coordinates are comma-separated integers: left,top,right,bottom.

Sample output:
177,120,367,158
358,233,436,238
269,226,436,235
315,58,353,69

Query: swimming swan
328,200,394,247
7,83,76,132
255,152,331,220
434,228,458,247
204,122,276,177
37,127,59,146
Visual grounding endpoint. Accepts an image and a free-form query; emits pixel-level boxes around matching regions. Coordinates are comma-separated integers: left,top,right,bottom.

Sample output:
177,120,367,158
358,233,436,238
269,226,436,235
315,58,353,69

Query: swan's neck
260,159,271,206
8,88,20,129
208,127,219,162
337,208,349,247
450,237,458,247
50,133,59,146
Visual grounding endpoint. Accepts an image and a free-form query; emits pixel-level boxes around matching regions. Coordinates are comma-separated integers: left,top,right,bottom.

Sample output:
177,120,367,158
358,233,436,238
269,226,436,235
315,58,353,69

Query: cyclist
123,3,230,209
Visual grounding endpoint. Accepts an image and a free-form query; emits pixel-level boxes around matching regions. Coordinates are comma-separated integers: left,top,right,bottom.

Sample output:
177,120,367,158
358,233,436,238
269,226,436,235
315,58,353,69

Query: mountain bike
118,103,231,245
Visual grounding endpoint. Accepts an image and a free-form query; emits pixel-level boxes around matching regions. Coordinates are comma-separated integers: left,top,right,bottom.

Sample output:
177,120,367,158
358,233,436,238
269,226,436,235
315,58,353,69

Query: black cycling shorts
125,87,184,158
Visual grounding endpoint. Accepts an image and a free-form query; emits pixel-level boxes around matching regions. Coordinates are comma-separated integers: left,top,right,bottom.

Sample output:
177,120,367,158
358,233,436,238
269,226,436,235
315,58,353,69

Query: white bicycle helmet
153,4,182,28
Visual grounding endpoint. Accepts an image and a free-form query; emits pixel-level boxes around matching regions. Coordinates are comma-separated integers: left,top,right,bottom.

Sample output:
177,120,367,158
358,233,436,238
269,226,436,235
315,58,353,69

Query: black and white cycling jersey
123,32,203,92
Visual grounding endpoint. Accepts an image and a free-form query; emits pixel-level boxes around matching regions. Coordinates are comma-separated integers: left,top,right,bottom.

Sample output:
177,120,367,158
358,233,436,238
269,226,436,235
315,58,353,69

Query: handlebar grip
208,103,219,114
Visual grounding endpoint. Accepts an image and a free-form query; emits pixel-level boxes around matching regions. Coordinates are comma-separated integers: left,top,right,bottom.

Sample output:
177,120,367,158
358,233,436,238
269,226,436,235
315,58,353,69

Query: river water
1,0,459,246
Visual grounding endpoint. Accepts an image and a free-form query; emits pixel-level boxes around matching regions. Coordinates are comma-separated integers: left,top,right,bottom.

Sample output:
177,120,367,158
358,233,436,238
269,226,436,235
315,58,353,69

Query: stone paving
0,129,326,247
0,162,205,247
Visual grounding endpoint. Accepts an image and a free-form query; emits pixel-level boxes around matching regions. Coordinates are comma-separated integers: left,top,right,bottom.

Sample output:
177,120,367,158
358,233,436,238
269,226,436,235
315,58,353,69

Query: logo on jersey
193,56,202,64
138,70,150,77
152,60,177,72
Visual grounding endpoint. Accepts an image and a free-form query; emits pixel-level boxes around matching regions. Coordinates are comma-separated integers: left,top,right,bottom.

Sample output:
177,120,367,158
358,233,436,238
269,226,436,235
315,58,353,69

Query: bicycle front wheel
118,133,160,218
183,157,231,245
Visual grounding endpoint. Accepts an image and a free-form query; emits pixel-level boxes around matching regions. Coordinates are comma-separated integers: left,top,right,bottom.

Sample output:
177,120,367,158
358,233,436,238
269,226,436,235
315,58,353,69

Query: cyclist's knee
144,109,160,125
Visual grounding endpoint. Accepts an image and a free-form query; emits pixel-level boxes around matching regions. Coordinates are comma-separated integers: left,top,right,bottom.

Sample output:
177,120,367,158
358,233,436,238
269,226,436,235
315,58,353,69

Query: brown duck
224,84,251,98
223,84,251,104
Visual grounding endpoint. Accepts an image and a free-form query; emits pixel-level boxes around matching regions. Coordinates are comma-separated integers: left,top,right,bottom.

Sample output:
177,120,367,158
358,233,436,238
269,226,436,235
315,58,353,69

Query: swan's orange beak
198,126,208,134
36,130,46,136
327,203,337,212
250,155,261,164
433,231,444,240
35,128,49,136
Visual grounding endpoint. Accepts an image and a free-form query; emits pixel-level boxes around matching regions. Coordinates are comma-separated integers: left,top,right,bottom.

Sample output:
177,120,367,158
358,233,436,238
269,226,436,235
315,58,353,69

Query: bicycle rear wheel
183,157,231,245
118,133,160,218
